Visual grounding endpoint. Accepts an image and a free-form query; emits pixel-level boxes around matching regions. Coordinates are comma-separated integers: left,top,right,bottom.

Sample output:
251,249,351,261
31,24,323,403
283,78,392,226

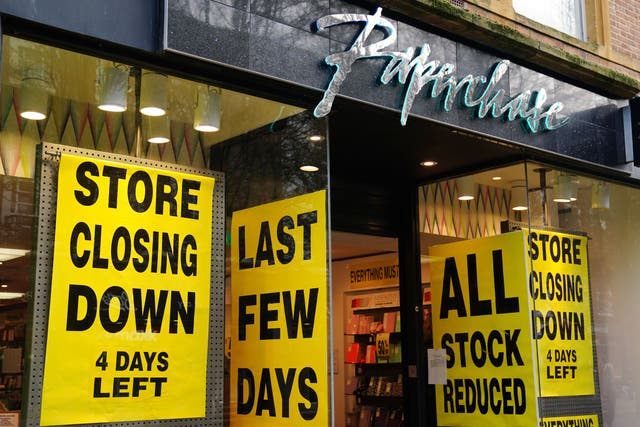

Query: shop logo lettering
313,8,569,133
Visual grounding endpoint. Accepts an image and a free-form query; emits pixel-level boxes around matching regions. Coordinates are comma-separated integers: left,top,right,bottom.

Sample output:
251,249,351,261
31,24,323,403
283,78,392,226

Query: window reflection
513,0,586,40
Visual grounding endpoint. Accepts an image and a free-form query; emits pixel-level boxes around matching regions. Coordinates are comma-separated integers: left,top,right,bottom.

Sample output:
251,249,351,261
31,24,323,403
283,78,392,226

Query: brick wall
610,0,640,62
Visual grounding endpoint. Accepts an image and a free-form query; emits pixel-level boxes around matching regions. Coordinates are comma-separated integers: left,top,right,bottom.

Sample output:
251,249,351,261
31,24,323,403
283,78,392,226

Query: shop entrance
328,98,534,427
331,117,610,426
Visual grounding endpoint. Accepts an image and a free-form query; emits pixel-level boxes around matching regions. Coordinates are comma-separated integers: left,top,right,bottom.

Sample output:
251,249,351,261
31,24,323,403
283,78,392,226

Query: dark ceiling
328,97,527,188
327,97,528,236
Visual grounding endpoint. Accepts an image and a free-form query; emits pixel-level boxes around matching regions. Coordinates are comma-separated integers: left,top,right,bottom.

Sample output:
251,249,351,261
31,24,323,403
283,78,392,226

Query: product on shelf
346,342,366,364
345,376,360,394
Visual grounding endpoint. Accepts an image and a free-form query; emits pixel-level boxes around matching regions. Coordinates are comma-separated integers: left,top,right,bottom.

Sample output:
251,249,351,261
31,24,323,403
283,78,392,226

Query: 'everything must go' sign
40,154,215,425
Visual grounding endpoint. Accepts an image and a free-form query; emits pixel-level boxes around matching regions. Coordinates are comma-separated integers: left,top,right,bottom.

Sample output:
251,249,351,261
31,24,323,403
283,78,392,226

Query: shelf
344,285,403,422
358,395,403,404
344,332,401,337
352,306,399,312
352,362,402,367
345,363,403,370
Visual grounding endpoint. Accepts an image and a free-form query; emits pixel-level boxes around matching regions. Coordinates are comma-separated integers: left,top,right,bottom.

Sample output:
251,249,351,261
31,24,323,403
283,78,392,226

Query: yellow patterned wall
0,86,208,178
419,179,510,239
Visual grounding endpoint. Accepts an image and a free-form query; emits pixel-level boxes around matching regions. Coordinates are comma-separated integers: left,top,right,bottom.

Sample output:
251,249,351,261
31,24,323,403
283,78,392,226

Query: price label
376,333,390,359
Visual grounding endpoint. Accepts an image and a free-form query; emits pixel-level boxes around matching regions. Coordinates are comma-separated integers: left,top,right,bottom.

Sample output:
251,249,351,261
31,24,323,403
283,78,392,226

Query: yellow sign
430,232,538,427
230,191,328,427
348,259,399,289
40,154,215,425
540,414,598,427
376,333,391,360
527,229,594,396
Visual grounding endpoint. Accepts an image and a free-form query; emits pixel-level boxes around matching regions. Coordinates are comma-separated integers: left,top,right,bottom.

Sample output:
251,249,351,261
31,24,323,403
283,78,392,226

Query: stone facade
381,0,640,98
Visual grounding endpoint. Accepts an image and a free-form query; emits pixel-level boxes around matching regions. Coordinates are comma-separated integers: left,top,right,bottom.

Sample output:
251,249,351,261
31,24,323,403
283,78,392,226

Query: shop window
0,35,329,425
419,162,640,427
513,0,586,40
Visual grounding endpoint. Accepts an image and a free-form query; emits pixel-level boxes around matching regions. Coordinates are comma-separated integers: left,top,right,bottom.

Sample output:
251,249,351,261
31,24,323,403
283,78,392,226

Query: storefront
0,1,638,427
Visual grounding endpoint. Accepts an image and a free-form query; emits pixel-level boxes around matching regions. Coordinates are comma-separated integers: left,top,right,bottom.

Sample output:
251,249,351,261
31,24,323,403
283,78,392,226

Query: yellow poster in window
527,229,594,397
40,154,215,425
230,191,328,427
430,231,539,427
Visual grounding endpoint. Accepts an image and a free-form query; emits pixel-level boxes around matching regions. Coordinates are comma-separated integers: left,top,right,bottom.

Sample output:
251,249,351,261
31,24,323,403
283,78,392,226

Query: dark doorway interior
328,97,526,236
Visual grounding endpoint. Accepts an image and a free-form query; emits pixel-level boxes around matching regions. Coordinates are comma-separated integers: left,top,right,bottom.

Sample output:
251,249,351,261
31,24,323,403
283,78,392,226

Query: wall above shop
165,0,630,169
0,0,159,51
378,0,640,99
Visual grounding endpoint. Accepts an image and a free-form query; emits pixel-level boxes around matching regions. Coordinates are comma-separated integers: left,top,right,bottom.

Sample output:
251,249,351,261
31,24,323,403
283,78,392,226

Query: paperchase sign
313,8,569,133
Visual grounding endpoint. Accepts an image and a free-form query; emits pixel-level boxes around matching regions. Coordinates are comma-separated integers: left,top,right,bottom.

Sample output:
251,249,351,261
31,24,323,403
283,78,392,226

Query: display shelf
358,395,403,405
354,362,402,369
344,287,403,426
345,332,401,337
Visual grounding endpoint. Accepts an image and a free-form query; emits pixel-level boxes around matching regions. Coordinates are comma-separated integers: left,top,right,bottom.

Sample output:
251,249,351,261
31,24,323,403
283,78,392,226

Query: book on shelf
346,411,359,427
358,315,374,334
365,344,377,364
382,311,396,333
389,342,402,364
366,376,378,396
346,343,365,364
346,314,360,334
394,311,401,332
0,328,15,342
345,394,358,414
345,376,360,394
358,406,373,427
1,348,22,374
386,409,404,427
372,407,389,427
375,376,385,396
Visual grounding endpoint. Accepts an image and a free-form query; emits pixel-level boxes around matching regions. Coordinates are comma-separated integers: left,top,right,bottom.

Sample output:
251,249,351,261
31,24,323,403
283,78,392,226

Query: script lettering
314,8,569,133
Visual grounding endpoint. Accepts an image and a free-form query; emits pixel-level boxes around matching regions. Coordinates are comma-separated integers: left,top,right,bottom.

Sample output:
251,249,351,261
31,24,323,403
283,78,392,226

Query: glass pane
0,35,330,424
528,165,639,427
419,162,640,426
418,164,531,425
514,0,585,40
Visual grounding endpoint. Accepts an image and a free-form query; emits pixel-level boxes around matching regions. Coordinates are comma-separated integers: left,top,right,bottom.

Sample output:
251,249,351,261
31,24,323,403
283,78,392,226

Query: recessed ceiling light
420,160,438,167
1,284,7,288
300,165,319,172
492,176,502,181
307,135,325,142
